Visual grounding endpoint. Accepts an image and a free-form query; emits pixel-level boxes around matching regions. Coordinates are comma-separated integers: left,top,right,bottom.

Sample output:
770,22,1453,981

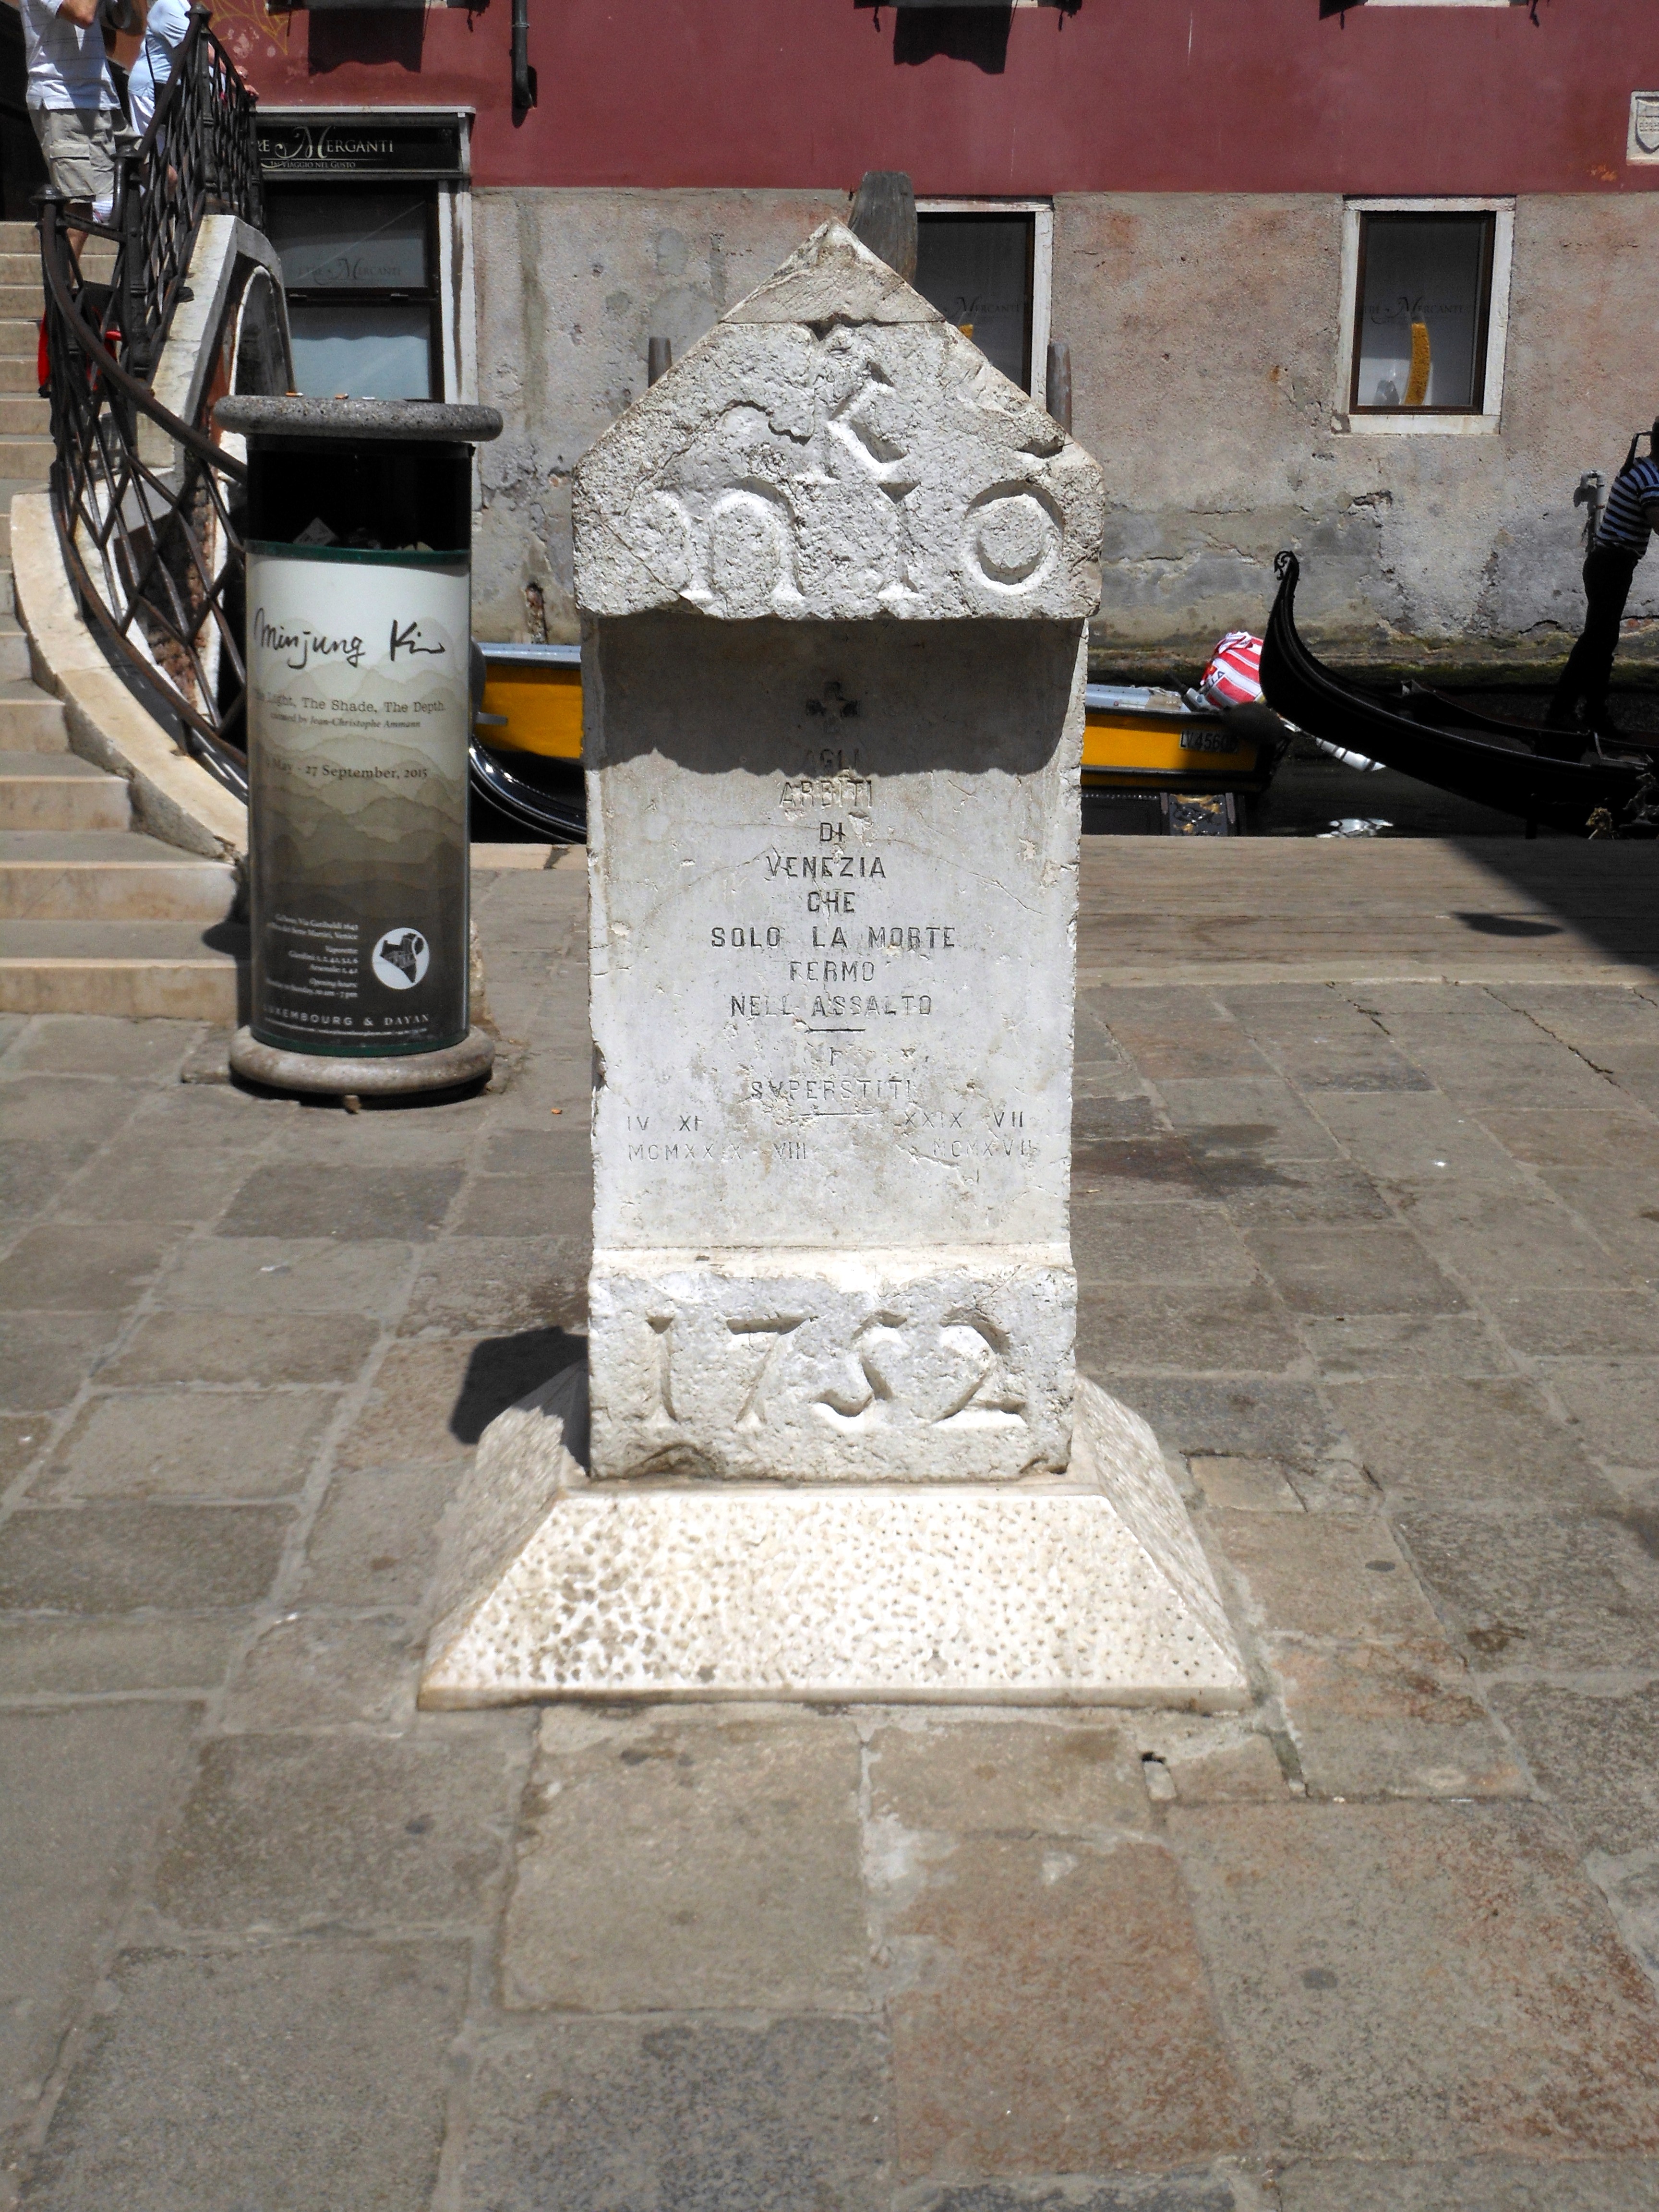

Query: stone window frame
1332,195,1515,437
914,197,1053,405
256,105,479,410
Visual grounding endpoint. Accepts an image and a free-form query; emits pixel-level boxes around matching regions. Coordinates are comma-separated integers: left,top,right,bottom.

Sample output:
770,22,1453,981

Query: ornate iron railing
118,7,263,385
37,5,266,800
38,12,579,838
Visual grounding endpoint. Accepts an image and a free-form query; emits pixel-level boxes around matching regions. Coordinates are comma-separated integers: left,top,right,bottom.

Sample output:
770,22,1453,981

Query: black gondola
1260,551,1648,835
1399,684,1659,758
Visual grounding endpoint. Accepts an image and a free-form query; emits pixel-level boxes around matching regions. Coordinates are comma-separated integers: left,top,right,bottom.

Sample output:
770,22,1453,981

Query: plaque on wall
256,111,468,182
1630,93,1659,165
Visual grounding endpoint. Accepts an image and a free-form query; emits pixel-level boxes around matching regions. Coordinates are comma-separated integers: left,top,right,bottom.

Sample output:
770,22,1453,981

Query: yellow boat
473,649,1280,825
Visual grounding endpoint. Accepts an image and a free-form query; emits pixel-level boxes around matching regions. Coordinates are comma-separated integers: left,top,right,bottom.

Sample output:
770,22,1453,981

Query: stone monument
421,223,1246,1707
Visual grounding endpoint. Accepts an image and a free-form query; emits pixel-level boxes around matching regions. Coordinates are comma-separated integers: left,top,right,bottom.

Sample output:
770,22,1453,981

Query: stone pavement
5,846,1659,2210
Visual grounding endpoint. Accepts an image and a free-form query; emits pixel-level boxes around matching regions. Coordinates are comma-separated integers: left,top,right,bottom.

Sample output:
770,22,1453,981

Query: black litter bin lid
215,397,504,444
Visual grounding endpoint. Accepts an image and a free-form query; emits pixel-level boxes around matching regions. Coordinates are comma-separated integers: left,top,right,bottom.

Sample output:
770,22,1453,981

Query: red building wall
229,0,1658,197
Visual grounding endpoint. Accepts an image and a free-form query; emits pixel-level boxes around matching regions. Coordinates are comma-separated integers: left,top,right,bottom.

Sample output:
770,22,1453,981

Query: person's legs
1548,544,1642,735
31,108,118,260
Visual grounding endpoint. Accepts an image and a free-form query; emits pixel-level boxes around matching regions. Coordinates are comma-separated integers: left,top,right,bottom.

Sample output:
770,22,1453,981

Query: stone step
0,830,236,920
0,625,31,682
0,358,39,394
0,286,41,319
0,319,41,360
0,752,130,830
0,679,67,751
0,254,38,286
0,918,244,1019
0,224,38,250
0,436,52,482
0,397,48,434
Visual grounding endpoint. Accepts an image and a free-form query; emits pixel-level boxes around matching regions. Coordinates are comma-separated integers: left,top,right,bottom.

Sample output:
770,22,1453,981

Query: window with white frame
1336,198,1513,433
914,199,1052,401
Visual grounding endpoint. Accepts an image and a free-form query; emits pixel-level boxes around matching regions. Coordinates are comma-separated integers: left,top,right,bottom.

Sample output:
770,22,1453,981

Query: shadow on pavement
450,1326,587,1443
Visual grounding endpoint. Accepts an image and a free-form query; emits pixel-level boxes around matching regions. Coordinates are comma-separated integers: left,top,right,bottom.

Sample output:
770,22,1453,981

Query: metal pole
512,0,538,113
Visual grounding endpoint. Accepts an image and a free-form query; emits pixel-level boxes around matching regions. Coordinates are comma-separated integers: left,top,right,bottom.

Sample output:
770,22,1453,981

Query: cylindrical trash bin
215,397,503,1098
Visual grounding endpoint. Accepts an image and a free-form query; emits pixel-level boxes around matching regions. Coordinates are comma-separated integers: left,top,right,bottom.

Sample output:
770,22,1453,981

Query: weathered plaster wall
1057,192,1659,674
474,187,1659,673
472,190,843,641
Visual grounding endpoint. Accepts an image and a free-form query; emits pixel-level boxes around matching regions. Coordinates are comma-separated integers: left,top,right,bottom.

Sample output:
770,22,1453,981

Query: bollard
216,397,503,1099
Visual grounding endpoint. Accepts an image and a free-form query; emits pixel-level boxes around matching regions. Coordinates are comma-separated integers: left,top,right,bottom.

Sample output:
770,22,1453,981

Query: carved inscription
641,1300,1030,1443
615,710,1043,1188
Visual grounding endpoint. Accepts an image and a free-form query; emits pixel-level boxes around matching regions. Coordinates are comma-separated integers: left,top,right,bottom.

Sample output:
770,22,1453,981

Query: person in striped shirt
1548,422,1659,740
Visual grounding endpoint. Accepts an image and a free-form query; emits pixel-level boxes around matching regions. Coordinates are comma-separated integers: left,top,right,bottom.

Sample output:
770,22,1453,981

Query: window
914,200,1053,401
264,190,439,401
1335,198,1513,435
255,109,476,406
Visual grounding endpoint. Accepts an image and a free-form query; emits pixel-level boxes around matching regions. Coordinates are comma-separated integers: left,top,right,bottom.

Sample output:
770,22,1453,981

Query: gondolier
1547,421,1659,742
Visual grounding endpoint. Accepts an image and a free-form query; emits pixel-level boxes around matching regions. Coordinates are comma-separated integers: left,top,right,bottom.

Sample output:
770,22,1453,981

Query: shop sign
256,113,467,180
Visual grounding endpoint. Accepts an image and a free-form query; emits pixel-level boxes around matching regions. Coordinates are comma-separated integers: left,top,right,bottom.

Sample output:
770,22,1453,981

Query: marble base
228,1026,494,1097
419,1368,1248,1709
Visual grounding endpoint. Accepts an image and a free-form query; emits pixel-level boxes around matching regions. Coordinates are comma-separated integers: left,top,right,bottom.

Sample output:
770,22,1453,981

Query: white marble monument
421,223,1246,1707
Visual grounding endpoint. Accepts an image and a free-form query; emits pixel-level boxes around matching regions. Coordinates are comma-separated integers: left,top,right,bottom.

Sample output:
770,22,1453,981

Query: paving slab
219,1614,421,1731
397,1234,588,1336
865,1716,1154,1840
882,1833,1252,2179
1395,1506,1659,1673
96,1310,381,1389
895,2179,1253,2212
0,1705,199,2145
1298,1312,1515,1380
1328,1375,1614,1508
1189,1455,1306,1511
1301,1092,1526,1184
216,1162,466,1243
1539,1360,1659,1467
503,1708,866,2013
5,1015,200,1079
0,1616,239,1699
0,1312,123,1409
1070,1202,1257,1286
1169,1801,1659,2162
0,1503,293,1613
1077,1286,1303,1375
1485,1682,1659,1857
452,1169,592,1238
1090,1375,1338,1467
1196,1157,1395,1225
1240,1223,1465,1317
19,1939,468,2212
455,2017,894,2212
1274,2157,1659,2212
33,1386,337,1501
1208,1513,1443,1641
1392,1182,1629,1290
1493,1284,1659,1357
1534,1168,1659,1280
49,1137,252,1226
0,1075,140,1149
1267,1636,1528,1801
152,1725,526,1934
295,1460,460,1608
150,1235,415,1317
0,1221,180,1310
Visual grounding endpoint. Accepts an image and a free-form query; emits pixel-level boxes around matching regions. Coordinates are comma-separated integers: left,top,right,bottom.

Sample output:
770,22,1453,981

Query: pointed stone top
573,219,1104,622
725,219,940,327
